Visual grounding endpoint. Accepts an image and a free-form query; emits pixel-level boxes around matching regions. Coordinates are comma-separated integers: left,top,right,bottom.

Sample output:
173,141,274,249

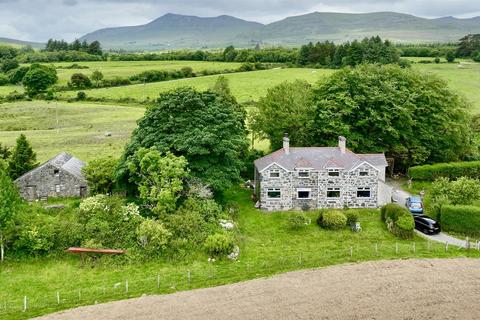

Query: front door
80,186,87,198
26,186,37,201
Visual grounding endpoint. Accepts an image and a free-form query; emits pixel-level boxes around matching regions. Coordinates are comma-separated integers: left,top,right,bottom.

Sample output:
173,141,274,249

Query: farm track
36,258,480,320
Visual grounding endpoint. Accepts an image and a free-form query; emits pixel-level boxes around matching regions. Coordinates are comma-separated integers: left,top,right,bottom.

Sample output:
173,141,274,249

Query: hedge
381,203,414,239
408,161,480,181
440,205,480,237
317,210,347,230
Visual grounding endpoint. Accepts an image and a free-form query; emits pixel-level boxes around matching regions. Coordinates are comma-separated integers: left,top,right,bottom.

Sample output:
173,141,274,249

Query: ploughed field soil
36,258,480,320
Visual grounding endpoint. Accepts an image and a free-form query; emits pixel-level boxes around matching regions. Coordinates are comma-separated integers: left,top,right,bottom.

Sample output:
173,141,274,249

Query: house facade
254,135,391,211
15,152,88,201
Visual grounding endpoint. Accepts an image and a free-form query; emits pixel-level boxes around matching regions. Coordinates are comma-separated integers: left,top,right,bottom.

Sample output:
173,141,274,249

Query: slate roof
254,147,387,172
15,152,86,182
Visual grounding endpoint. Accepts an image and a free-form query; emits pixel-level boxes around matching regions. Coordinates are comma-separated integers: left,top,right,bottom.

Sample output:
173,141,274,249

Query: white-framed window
55,184,61,193
359,171,369,177
297,188,311,199
269,170,280,178
267,188,281,199
328,169,340,177
298,169,310,178
327,187,341,198
357,187,371,198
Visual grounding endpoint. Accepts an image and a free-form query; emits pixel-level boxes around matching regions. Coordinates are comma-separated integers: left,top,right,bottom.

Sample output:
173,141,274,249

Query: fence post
350,246,353,259
125,280,129,294
375,243,378,255
466,237,470,250
428,240,431,252
445,241,449,252
395,242,398,255
78,289,81,301
187,270,191,287
23,296,27,312
56,292,60,304
413,242,416,254
157,274,160,289
299,252,303,265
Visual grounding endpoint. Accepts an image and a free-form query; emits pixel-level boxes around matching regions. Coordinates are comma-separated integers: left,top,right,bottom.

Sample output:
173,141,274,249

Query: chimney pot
283,133,290,155
339,136,346,154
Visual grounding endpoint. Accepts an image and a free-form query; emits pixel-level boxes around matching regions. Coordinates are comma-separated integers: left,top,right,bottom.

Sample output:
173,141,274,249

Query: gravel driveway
35,259,480,320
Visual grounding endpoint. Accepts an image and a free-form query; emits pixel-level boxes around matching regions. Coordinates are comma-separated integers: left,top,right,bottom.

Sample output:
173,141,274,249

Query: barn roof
15,152,86,182
254,147,387,172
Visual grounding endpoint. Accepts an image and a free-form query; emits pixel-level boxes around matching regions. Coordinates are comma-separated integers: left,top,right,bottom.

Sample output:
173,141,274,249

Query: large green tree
310,65,474,170
82,157,118,195
120,87,248,191
0,161,22,262
22,63,57,97
252,80,314,150
127,148,189,215
8,134,38,180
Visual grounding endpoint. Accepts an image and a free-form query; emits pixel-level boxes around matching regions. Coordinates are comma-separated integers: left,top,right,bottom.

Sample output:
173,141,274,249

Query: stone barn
15,152,88,201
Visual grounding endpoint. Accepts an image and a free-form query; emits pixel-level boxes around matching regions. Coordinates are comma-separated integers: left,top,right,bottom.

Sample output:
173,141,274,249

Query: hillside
0,37,43,48
79,11,480,50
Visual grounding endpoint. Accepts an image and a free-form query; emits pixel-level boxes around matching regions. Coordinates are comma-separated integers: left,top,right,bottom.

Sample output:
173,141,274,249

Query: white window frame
297,169,310,178
267,188,281,200
357,187,371,198
269,170,280,178
55,184,61,193
327,187,341,198
297,188,312,200
359,171,369,177
328,169,340,177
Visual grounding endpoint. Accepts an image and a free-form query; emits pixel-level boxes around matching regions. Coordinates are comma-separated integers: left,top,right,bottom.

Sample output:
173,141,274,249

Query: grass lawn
1,187,478,319
412,61,480,114
0,85,23,96
57,68,332,103
48,60,244,86
0,101,144,162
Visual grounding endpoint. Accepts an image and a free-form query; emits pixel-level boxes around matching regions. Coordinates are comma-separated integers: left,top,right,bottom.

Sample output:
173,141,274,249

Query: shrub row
381,203,414,239
408,161,480,181
439,205,480,237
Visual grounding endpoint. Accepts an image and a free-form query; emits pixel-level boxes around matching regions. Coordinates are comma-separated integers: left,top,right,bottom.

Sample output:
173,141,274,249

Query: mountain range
0,37,43,49
79,12,480,50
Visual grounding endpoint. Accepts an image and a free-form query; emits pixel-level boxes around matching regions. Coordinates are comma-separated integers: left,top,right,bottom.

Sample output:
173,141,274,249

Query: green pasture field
0,85,23,95
58,68,331,103
412,61,480,113
43,60,243,85
0,101,144,162
1,187,477,320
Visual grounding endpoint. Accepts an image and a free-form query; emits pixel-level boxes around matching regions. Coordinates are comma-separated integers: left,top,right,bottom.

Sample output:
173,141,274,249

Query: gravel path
36,258,480,320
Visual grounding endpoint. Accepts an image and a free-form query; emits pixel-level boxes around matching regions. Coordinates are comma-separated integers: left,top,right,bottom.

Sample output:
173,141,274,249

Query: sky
1,0,480,42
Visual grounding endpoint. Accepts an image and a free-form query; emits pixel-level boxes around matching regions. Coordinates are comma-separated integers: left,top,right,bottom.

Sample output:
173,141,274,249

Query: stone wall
16,164,88,201
259,163,380,211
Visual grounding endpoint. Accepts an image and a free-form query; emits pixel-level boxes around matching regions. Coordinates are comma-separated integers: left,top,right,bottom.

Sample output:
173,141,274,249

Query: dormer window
270,170,280,178
298,170,310,178
328,169,340,177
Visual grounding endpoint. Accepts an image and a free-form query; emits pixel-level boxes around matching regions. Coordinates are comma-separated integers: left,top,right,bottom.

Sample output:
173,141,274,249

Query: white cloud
0,0,479,41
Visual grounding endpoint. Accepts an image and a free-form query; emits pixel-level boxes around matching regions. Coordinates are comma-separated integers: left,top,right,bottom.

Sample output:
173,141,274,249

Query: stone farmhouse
15,152,88,201
254,135,392,211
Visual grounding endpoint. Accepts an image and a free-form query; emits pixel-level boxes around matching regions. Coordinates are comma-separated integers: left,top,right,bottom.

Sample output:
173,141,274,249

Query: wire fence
1,240,479,319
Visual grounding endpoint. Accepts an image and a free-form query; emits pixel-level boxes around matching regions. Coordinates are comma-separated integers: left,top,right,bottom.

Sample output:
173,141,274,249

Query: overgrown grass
1,187,478,319
0,101,144,162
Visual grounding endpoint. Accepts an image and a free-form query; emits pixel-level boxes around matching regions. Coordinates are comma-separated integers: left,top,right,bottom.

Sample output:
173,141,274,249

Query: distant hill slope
0,37,43,48
80,11,480,50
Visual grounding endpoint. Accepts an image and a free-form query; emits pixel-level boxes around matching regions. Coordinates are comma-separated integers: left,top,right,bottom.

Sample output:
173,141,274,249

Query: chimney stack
338,136,346,154
283,133,290,155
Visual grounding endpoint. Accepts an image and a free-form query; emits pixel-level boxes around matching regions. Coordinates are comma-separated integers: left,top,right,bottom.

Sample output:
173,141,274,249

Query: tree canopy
252,80,314,150
22,63,57,96
8,134,38,180
310,64,474,169
119,87,248,192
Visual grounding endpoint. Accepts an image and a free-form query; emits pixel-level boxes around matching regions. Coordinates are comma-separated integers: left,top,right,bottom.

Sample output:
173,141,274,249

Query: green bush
317,210,347,230
381,203,414,239
345,210,359,225
408,161,480,181
136,219,171,252
440,205,480,237
0,73,9,86
204,233,234,256
287,212,309,230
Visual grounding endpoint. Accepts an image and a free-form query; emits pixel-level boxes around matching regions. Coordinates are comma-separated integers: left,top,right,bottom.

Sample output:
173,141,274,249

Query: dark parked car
414,215,441,235
406,196,424,215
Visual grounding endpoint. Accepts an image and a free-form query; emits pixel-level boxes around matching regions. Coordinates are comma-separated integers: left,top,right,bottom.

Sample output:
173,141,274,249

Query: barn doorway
80,186,87,198
26,186,37,201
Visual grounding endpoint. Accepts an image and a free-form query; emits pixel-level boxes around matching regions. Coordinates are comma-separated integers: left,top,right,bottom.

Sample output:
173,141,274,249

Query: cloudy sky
1,0,480,42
